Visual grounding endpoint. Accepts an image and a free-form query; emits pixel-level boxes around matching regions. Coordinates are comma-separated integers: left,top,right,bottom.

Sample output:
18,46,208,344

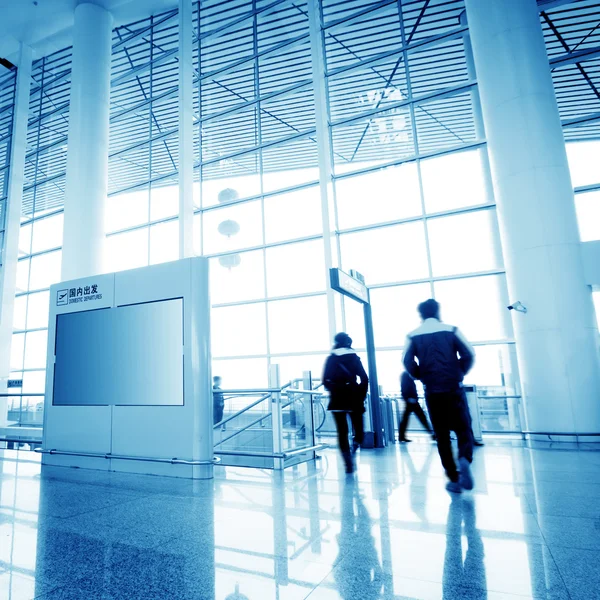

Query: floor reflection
443,495,486,599
333,478,384,599
399,443,436,522
1,442,599,599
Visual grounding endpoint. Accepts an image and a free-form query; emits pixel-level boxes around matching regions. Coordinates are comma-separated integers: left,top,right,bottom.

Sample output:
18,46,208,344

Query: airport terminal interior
1,0,600,598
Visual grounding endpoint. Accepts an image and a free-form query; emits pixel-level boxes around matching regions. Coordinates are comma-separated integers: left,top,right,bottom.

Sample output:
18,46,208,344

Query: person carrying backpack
322,332,369,474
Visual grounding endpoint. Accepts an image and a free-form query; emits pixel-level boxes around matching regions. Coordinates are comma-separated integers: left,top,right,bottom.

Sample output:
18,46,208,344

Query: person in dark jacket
213,376,225,426
322,332,368,474
399,371,434,442
403,299,476,493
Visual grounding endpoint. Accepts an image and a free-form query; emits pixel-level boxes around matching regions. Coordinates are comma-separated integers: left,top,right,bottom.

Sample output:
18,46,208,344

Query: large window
11,49,72,398
0,68,16,268
106,12,181,271
321,0,513,393
7,0,537,401
566,141,600,362
196,0,329,385
567,141,600,243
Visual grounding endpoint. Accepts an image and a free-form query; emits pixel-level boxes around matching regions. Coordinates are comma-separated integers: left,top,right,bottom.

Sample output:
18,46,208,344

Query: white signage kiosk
42,257,213,479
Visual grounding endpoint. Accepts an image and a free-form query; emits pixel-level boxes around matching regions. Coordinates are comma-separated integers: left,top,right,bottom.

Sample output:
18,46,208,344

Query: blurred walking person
399,371,435,442
403,299,476,493
323,333,369,474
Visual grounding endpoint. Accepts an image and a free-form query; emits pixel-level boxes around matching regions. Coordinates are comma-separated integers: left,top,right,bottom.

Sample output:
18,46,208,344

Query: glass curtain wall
567,142,600,331
8,0,600,403
10,49,72,404
320,0,515,393
0,67,17,271
107,10,181,271
544,1,600,334
568,141,600,244
196,0,325,388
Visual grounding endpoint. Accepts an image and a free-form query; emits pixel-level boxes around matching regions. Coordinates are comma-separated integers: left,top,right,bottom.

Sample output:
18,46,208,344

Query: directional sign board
329,268,369,304
329,267,385,448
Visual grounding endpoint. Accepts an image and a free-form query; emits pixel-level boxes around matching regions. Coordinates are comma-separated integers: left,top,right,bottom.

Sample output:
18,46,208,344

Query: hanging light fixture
216,188,241,269
217,219,240,237
218,254,242,269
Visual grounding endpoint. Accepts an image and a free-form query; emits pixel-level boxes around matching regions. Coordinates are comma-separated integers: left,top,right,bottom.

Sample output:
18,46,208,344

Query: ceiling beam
562,111,600,128
550,46,600,69
537,0,577,11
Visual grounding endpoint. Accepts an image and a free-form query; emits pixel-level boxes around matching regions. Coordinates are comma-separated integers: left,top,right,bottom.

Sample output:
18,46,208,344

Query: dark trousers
399,399,433,440
425,388,473,482
333,411,364,453
214,403,224,425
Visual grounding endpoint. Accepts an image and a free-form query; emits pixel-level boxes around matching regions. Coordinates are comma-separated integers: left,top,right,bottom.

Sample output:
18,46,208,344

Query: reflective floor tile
549,546,600,600
1,442,599,600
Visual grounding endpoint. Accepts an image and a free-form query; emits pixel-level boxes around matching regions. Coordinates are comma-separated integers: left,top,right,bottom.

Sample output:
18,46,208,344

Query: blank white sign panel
53,298,184,406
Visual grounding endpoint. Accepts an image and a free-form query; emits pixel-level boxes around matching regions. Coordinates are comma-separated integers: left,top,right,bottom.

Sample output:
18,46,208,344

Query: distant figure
399,371,434,442
322,332,368,474
403,299,476,493
213,376,224,426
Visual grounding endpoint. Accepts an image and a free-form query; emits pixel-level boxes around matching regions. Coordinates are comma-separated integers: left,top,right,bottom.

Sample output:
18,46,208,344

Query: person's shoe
399,438,412,443
474,440,485,447
459,457,474,491
445,481,462,494
342,451,354,474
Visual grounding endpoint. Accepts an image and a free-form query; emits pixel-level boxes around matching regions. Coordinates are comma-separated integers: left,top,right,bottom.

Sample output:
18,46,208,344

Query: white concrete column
0,45,32,427
62,3,113,281
464,0,600,435
308,0,337,339
179,0,195,258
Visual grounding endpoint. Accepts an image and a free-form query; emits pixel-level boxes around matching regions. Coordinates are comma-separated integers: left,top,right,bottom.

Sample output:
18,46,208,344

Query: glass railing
214,392,276,468
213,367,328,469
6,394,45,427
477,387,523,433
0,393,44,449
380,385,523,437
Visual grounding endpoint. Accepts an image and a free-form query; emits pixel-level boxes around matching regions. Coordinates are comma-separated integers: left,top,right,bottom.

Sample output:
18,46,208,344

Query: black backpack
324,356,356,393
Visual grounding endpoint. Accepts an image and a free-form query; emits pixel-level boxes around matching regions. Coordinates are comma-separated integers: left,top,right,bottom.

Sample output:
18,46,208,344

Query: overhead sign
57,284,103,307
8,379,22,388
330,268,369,304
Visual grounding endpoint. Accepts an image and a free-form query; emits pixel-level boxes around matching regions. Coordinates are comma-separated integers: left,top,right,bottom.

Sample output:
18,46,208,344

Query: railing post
270,364,283,470
302,371,316,456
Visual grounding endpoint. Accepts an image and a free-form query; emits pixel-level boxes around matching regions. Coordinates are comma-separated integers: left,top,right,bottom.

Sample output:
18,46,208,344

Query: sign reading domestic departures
57,284,103,306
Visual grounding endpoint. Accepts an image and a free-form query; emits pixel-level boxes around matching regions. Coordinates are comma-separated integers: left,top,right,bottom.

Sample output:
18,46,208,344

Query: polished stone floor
1,440,600,600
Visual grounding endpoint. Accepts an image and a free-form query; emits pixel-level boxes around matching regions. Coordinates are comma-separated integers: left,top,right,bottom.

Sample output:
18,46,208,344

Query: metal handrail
0,393,45,397
0,437,42,445
284,443,329,458
34,448,220,465
381,392,522,401
285,388,324,397
214,443,329,460
216,382,292,395
214,393,271,428
520,430,600,437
